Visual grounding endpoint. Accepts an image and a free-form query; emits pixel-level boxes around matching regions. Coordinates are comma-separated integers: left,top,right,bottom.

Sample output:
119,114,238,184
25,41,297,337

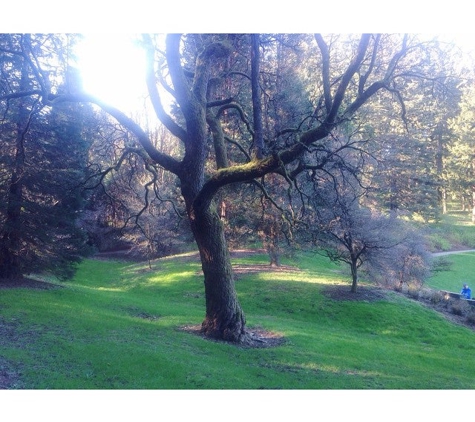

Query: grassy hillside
428,252,475,291
1,251,475,392
424,210,475,252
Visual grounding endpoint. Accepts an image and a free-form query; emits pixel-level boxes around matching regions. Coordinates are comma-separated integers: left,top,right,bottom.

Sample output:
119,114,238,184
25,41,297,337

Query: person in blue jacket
461,284,472,299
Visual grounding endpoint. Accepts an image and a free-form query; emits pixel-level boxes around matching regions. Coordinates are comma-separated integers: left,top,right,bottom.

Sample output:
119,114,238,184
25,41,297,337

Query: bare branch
216,103,254,137
224,136,251,162
251,34,264,159
314,34,331,115
327,34,372,122
50,92,183,176
142,34,188,142
0,90,43,101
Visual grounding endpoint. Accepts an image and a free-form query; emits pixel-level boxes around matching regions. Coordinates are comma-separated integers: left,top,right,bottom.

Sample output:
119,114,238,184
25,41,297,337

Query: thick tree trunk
190,202,247,342
268,246,281,267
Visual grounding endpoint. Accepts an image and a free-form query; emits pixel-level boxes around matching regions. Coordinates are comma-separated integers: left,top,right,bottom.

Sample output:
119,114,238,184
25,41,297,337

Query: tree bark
472,186,475,224
189,199,246,342
435,129,446,215
0,150,24,279
350,260,358,293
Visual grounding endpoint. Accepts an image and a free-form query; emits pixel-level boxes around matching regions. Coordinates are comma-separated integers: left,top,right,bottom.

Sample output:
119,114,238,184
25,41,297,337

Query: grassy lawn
1,251,475,392
424,210,475,251
425,209,475,291
428,252,475,292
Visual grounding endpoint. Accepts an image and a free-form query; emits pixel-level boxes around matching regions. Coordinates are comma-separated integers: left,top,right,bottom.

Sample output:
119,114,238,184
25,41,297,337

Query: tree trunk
472,155,475,224
0,129,25,279
441,187,447,215
268,245,281,267
435,130,446,215
472,186,475,224
190,201,247,342
251,34,264,159
350,260,358,293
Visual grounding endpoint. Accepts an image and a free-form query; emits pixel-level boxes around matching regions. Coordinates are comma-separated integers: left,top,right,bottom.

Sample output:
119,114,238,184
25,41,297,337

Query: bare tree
308,180,430,292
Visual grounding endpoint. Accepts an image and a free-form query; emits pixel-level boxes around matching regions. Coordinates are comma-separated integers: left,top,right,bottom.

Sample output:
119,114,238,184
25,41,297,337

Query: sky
5,0,475,116
73,32,475,118
74,34,148,114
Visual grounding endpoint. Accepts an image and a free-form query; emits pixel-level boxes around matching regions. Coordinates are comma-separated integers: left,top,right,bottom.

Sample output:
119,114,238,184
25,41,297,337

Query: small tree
308,178,431,292
364,227,432,290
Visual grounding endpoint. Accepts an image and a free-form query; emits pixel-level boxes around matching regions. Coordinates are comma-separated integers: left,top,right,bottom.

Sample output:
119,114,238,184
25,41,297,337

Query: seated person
461,283,472,299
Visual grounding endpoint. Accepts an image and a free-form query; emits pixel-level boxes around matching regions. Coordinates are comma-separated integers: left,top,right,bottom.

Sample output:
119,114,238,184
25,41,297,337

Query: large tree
5,33,455,343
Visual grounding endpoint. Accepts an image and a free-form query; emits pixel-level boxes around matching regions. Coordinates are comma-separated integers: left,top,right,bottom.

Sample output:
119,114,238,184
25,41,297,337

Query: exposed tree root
179,324,286,348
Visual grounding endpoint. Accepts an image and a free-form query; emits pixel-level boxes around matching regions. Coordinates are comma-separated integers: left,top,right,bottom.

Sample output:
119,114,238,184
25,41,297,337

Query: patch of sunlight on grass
427,253,475,291
66,283,127,293
298,362,383,378
29,273,61,284
303,362,341,373
96,287,126,292
135,251,199,270
253,270,345,285
146,271,196,284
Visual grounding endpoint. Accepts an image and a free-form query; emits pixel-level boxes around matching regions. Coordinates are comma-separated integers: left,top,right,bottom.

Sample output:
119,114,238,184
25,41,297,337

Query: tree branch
142,34,188,143
327,34,372,122
50,92,183,176
251,34,264,159
314,34,332,115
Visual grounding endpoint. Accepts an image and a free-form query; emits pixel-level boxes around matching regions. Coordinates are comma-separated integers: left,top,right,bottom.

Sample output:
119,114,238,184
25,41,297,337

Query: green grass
425,208,475,291
2,251,475,390
424,210,475,251
428,252,475,291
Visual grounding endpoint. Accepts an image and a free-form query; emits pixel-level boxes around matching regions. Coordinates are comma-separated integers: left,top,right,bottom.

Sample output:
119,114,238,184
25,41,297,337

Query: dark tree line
0,34,96,279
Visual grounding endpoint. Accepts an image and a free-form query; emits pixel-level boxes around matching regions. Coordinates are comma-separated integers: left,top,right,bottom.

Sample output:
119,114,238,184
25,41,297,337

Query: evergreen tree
0,34,95,279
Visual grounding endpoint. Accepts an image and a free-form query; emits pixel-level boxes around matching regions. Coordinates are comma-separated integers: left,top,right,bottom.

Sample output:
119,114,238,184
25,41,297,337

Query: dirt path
432,249,475,257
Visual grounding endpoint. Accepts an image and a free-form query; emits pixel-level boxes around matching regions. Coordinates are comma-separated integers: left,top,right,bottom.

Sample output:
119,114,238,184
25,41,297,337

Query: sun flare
75,34,148,114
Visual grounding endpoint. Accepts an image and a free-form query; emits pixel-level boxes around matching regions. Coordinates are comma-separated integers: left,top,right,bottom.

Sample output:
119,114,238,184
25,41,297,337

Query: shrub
431,257,452,273
418,288,432,301
431,236,451,252
428,290,445,304
450,301,469,316
466,312,475,325
407,284,421,299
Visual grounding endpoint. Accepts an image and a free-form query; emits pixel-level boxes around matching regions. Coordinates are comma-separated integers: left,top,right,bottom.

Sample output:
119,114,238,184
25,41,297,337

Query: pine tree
0,48,95,280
